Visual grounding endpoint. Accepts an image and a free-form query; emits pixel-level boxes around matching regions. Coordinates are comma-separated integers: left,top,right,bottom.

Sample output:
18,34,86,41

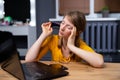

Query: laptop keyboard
22,62,69,80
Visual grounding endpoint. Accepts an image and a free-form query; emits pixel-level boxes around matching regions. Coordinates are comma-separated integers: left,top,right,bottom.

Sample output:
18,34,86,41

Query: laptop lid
0,31,69,80
0,31,25,80
1,51,25,80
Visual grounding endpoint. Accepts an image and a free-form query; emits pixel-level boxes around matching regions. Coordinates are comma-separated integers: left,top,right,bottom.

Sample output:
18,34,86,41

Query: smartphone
51,22,60,27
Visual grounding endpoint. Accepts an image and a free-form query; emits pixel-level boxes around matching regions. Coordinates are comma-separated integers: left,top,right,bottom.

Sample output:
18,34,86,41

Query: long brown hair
58,11,86,61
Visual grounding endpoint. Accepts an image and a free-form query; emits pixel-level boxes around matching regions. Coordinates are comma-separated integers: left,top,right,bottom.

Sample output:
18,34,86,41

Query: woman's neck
62,38,68,49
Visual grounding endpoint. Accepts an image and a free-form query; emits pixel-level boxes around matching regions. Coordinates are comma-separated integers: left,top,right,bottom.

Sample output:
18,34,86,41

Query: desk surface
0,61,120,80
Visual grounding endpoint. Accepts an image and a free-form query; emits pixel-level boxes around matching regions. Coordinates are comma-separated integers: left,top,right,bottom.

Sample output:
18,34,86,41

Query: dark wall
35,0,56,60
36,0,56,38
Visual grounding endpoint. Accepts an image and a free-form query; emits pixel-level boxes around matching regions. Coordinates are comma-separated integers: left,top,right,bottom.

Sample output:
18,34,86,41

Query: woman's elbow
95,60,104,68
25,57,33,62
93,58,104,68
25,55,38,62
94,54,104,68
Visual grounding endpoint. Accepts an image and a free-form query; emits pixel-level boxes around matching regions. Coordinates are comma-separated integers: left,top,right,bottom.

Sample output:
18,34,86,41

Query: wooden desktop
0,61,120,80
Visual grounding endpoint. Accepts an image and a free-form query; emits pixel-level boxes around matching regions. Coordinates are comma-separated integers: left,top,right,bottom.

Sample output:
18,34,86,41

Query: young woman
25,11,104,68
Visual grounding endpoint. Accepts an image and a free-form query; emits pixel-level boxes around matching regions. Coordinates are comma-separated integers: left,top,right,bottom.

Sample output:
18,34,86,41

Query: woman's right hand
41,22,53,37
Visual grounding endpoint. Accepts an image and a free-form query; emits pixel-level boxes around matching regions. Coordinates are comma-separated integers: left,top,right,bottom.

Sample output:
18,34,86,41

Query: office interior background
0,0,120,62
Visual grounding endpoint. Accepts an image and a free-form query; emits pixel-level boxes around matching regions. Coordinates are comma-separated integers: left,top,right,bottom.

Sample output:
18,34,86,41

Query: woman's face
58,16,75,39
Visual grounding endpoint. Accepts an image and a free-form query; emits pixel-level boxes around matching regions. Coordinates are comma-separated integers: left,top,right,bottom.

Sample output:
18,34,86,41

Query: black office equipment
0,31,69,80
51,22,60,27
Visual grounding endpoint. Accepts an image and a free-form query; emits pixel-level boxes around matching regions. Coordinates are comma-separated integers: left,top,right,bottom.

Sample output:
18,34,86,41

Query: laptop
0,31,69,80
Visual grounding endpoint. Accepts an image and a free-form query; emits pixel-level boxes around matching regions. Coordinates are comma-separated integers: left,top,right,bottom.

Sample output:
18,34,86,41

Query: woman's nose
60,25,65,31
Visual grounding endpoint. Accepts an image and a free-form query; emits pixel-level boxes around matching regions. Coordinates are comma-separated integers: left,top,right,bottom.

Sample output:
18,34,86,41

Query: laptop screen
0,31,25,80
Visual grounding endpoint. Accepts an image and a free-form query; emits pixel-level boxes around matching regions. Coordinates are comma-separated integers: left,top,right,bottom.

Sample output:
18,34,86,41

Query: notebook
0,31,69,80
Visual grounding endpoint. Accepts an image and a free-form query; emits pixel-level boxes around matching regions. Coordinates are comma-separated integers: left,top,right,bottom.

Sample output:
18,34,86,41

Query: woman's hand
67,27,76,47
41,22,53,37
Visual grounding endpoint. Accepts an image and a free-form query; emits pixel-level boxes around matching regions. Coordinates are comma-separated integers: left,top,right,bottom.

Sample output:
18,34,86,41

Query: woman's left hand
67,27,76,47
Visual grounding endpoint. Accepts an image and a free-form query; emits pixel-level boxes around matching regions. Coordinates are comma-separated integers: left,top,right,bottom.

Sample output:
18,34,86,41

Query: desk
0,61,120,80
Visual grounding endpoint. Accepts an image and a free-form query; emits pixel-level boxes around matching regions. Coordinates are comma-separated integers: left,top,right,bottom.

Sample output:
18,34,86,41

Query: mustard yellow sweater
37,35,94,63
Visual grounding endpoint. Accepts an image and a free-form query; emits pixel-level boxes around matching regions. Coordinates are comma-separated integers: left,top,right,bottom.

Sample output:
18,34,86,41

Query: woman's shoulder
52,34,59,38
79,38,86,44
50,34,59,39
79,38,95,52
79,38,90,48
42,35,59,46
46,35,59,42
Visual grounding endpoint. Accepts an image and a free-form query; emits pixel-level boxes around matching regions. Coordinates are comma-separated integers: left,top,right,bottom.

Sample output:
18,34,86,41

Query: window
49,0,120,21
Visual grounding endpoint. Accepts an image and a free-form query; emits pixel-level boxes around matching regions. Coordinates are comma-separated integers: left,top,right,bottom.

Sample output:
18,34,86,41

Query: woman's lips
59,31,63,36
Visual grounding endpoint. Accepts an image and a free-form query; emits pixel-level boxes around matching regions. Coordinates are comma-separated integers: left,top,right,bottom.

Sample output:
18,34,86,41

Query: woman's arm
67,27,104,68
25,22,53,62
68,45,104,68
25,33,47,62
